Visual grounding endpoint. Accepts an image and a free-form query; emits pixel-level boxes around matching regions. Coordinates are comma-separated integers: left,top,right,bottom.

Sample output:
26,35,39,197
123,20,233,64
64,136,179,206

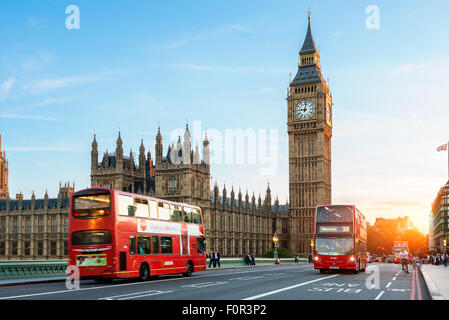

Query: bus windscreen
316,206,354,223
315,237,354,256
73,192,111,219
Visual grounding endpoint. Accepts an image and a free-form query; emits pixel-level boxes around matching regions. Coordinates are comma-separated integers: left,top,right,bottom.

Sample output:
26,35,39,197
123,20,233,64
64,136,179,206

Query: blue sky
1,0,449,233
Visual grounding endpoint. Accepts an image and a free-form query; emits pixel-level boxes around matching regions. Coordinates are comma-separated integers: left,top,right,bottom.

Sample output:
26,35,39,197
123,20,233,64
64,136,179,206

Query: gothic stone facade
0,134,9,199
0,183,73,260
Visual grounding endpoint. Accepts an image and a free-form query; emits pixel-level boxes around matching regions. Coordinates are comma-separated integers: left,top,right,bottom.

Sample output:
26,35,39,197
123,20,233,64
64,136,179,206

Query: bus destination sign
318,225,352,233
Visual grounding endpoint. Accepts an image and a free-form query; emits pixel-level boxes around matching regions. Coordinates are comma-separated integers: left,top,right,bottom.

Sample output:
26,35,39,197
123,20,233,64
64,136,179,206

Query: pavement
420,264,449,300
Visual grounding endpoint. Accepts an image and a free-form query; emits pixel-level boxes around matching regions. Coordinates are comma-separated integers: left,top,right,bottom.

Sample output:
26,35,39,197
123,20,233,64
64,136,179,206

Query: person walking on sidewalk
208,249,215,268
215,250,221,268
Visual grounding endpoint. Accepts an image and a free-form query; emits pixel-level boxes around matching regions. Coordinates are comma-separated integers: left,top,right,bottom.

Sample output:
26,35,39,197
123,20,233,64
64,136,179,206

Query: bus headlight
314,256,319,261
349,256,355,261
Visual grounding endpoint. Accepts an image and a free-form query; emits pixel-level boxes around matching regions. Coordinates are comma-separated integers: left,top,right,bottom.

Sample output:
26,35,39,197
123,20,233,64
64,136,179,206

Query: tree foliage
263,247,294,258
367,217,428,257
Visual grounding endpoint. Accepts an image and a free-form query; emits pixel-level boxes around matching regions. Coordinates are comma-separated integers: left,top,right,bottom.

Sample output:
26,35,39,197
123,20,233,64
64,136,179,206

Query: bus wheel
139,263,150,281
184,262,194,277
319,269,325,274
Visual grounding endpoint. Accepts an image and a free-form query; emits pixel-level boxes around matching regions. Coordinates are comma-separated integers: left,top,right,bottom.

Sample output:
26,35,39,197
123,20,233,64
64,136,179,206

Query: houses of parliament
0,14,332,260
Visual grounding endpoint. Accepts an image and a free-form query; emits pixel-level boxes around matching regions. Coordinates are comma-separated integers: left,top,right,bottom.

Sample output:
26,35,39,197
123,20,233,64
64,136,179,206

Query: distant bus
313,205,368,273
68,188,207,282
393,241,409,264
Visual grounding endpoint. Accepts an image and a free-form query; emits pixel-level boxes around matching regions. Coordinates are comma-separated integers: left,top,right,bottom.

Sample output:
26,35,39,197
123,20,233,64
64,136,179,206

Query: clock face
295,100,315,120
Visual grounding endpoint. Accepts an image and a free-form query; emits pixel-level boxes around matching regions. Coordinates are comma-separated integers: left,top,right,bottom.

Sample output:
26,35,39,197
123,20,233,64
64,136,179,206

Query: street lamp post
273,234,279,261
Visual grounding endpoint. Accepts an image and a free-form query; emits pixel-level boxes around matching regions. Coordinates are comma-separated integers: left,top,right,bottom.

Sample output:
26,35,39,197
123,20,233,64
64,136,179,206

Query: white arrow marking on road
242,274,339,300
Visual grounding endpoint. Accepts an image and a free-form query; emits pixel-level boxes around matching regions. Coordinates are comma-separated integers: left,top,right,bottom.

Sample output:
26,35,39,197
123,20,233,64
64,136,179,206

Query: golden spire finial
308,7,312,21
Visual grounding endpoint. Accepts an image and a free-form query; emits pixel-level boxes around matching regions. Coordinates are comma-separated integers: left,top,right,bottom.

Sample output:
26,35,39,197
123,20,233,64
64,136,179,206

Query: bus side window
118,195,135,216
171,206,182,222
160,236,173,254
152,235,159,254
158,202,170,221
134,198,149,218
137,236,151,254
128,205,136,216
192,208,201,224
149,200,158,219
130,236,136,255
197,237,206,254
183,207,192,223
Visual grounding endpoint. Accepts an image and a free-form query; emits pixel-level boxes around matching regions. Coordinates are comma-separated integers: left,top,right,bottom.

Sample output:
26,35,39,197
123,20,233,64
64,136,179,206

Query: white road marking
387,288,410,292
99,290,173,300
242,274,339,300
229,276,265,281
386,282,392,288
181,281,228,288
392,277,397,281
375,291,385,300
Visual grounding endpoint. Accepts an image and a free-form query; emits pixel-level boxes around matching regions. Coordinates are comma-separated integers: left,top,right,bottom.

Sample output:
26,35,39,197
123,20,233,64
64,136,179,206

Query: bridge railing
0,260,68,280
206,257,308,268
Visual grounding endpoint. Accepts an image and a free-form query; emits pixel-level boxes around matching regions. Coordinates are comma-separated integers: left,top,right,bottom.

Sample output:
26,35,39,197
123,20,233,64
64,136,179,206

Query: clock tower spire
287,13,333,257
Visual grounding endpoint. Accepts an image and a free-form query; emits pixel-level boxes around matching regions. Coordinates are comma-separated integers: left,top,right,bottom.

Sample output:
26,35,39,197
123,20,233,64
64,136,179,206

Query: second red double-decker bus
313,205,367,273
68,188,207,282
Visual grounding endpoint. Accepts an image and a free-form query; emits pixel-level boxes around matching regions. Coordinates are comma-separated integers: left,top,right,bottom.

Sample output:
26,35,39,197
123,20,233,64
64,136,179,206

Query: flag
437,143,448,152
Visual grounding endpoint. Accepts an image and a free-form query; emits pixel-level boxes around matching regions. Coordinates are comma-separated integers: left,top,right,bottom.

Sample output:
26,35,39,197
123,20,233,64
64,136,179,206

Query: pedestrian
244,254,250,265
308,255,313,264
295,256,299,264
250,252,256,265
208,249,215,268
215,250,221,268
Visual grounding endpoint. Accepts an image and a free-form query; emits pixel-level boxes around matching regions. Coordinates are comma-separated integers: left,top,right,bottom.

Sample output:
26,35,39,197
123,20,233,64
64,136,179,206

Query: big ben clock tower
287,13,332,257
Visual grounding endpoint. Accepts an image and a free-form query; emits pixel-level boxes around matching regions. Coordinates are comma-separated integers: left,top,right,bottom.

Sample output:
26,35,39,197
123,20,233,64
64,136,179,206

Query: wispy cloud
167,63,288,74
0,114,59,121
158,39,190,49
7,146,85,152
30,74,101,93
0,77,15,100
25,70,124,94
386,60,440,78
155,24,252,50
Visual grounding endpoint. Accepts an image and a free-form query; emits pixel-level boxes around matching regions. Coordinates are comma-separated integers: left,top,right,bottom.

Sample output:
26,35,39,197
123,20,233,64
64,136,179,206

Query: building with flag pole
437,141,449,180
429,142,449,253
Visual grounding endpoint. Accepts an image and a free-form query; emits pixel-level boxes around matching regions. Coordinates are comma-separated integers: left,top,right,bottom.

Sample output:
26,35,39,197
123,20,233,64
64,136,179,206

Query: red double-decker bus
313,205,367,273
68,188,207,282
